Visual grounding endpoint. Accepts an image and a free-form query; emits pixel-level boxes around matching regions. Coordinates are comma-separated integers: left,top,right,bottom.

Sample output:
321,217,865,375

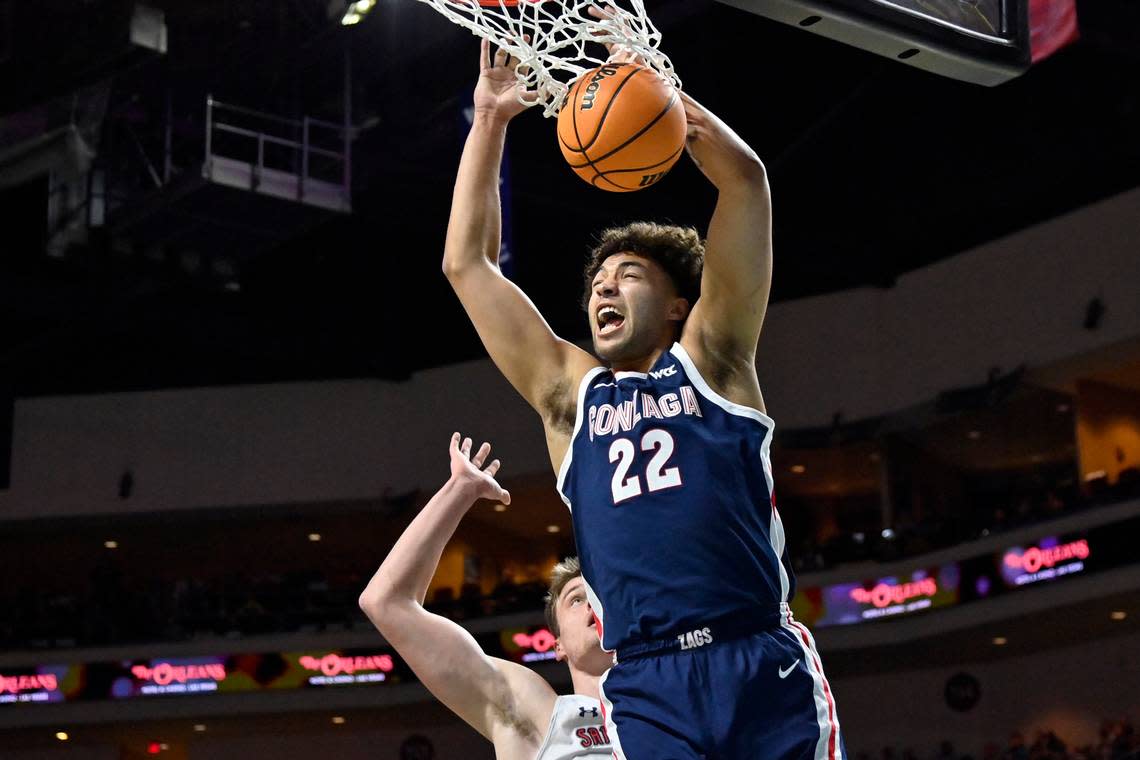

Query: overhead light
55,732,69,741
1056,403,1070,413
160,745,170,752
340,0,375,25
104,540,119,549
790,464,806,474
967,430,981,440
546,525,561,533
880,528,896,540
493,503,507,512
1085,470,1107,481
992,636,1007,646
308,533,322,542
193,724,207,732
1111,611,1127,621
332,716,346,725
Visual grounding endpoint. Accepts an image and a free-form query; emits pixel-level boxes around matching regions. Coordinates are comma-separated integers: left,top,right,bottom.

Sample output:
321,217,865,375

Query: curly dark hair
581,222,705,311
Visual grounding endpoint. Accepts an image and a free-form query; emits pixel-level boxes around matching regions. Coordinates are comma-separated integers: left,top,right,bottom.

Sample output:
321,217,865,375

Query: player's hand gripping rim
587,3,650,69
474,37,538,122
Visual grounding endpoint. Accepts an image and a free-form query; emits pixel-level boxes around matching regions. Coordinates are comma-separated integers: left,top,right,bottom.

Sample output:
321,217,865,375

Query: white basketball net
414,0,679,118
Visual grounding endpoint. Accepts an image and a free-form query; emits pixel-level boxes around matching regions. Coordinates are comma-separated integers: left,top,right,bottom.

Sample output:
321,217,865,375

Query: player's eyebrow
594,258,646,281
561,580,584,603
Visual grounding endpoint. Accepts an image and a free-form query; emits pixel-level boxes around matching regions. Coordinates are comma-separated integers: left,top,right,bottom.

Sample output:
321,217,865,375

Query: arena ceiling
1,0,1139,397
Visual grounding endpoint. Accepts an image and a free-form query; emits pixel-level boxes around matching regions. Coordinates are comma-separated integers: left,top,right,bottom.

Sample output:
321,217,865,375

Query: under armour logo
580,706,599,718
649,364,677,379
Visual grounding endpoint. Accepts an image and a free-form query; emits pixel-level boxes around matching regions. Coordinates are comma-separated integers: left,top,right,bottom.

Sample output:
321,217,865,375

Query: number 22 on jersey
608,429,682,504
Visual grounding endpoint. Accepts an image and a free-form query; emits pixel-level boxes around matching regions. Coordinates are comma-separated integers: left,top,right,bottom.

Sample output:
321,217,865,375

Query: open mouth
597,305,625,337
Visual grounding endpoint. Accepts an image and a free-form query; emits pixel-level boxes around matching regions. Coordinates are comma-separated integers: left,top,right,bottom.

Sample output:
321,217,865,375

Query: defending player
359,433,614,758
441,35,844,760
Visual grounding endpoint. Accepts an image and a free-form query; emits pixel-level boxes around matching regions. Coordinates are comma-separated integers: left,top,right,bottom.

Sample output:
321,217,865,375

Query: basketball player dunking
360,434,614,759
442,36,845,759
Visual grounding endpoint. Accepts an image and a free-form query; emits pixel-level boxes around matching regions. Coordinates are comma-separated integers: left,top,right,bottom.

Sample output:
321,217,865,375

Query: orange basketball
557,63,687,193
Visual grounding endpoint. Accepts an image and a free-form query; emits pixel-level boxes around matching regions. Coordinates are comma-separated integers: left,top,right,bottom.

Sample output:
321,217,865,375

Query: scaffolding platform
104,96,352,263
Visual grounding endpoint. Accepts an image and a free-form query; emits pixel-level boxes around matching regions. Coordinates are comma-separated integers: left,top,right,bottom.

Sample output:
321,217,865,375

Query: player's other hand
474,38,537,124
587,4,648,67
448,432,511,506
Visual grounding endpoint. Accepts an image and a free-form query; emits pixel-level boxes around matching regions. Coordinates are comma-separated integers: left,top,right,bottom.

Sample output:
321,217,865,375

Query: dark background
1,0,1139,396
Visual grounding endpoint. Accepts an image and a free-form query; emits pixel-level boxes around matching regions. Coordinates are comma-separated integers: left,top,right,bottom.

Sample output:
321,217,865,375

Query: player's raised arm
678,91,773,374
358,434,554,741
443,41,595,416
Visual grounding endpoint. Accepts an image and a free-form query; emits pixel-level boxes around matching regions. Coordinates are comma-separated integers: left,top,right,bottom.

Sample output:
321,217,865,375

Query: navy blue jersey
557,343,796,652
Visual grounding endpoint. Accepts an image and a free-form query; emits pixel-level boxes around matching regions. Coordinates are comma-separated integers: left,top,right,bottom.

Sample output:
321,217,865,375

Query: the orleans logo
1003,539,1089,573
299,654,394,677
581,65,622,110
0,674,58,694
512,628,557,653
131,663,226,685
850,578,938,608
512,628,559,663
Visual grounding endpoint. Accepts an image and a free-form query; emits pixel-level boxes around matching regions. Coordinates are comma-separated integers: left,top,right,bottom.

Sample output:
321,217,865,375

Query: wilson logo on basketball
580,64,621,110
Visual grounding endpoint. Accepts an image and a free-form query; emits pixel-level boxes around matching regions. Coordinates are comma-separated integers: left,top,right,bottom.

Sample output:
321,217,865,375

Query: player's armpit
488,657,565,744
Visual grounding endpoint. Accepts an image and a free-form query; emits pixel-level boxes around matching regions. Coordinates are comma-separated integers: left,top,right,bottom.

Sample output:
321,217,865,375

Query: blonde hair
543,556,582,637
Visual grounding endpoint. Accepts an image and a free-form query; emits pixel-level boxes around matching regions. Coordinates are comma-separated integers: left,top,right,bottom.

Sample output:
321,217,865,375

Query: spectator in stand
1006,732,1030,760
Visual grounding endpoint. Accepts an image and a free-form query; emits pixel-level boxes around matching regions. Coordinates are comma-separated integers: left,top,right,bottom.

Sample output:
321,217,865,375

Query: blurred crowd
857,723,1139,760
793,483,1082,572
2,475,1136,651
0,564,551,651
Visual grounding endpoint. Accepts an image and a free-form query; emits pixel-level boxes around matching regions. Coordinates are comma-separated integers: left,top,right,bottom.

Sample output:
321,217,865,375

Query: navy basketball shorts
597,618,845,760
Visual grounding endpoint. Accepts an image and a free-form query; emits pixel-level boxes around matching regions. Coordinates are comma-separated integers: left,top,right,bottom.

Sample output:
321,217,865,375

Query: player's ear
667,297,690,323
554,636,568,662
